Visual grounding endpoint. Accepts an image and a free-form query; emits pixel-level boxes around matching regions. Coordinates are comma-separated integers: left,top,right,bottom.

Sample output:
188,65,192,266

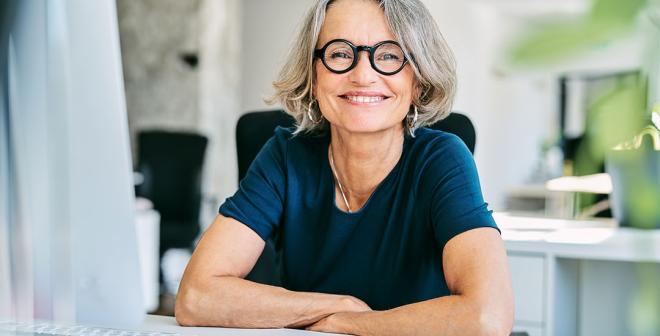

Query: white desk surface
496,212,660,262
139,315,343,336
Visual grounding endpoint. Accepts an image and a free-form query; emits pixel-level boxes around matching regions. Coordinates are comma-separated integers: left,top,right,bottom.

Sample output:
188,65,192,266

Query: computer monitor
1,0,145,327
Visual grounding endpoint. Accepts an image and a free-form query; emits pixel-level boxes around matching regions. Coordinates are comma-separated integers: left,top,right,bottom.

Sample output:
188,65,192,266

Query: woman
176,0,514,334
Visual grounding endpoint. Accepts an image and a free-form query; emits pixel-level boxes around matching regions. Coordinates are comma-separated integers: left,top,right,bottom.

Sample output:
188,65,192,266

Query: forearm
330,295,510,336
175,275,358,328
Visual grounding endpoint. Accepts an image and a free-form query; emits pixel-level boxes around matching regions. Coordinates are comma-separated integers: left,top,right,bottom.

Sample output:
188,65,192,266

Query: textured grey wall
118,0,201,140
117,0,241,224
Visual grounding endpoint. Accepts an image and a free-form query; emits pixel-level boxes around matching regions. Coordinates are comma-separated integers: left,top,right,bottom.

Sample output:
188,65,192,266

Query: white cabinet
508,253,545,324
501,213,660,336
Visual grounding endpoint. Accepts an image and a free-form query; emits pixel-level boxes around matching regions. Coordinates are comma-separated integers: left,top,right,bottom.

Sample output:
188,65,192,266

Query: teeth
346,96,384,103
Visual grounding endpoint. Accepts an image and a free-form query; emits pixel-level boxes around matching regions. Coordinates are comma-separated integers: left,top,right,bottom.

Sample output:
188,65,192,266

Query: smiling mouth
339,95,389,103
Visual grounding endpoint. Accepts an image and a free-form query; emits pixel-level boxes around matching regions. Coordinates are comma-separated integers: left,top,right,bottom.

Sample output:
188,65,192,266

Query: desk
138,315,341,335
497,213,660,336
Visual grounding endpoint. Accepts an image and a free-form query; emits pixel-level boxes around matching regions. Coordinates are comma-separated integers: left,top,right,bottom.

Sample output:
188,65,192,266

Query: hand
306,312,355,334
286,294,372,329
336,295,371,313
301,296,370,333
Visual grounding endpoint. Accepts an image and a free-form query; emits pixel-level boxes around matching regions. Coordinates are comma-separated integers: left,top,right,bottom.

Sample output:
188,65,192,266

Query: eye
330,51,353,59
375,43,405,63
378,53,401,61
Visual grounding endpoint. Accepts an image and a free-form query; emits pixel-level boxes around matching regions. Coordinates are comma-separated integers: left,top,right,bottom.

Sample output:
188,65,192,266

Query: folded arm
175,215,371,329
307,227,514,335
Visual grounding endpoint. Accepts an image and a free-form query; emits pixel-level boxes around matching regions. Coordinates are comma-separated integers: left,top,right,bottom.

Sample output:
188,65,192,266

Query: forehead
317,0,396,47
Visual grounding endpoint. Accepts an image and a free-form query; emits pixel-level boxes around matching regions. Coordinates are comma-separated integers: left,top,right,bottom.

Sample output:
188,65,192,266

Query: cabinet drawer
508,254,545,323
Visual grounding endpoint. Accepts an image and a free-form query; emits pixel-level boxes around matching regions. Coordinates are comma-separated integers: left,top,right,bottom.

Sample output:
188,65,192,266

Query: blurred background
3,0,658,335
114,0,659,315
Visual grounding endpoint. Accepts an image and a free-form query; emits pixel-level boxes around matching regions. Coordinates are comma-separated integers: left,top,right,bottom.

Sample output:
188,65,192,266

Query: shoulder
248,127,297,172
263,126,305,155
404,128,478,192
409,127,473,166
270,126,295,147
266,126,327,165
272,126,326,146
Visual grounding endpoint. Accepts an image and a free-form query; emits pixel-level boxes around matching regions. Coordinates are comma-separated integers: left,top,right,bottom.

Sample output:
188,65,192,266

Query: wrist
325,294,356,314
309,293,353,317
335,295,372,312
283,291,344,328
328,311,367,335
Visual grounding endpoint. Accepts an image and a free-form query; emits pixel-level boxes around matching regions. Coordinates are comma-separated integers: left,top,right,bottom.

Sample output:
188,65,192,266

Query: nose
348,51,377,86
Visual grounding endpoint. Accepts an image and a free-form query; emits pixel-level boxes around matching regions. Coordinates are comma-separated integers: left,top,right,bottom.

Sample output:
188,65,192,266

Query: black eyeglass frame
313,39,410,76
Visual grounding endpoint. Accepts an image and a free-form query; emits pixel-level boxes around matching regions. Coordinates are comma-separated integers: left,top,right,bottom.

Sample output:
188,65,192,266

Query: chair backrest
236,110,296,181
236,110,476,183
136,130,208,222
428,112,476,154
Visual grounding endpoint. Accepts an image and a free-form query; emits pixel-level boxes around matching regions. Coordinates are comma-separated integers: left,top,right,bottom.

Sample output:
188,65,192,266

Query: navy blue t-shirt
219,127,498,310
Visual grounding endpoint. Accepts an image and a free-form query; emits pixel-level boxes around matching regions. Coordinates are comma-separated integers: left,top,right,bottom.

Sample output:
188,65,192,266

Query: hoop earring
307,100,322,124
407,105,419,137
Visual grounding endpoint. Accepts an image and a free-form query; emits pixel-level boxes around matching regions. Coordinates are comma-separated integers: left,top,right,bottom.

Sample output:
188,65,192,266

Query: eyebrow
315,38,397,49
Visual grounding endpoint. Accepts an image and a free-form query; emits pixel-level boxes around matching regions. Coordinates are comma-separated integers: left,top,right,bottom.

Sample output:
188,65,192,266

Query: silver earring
407,105,418,137
307,100,321,124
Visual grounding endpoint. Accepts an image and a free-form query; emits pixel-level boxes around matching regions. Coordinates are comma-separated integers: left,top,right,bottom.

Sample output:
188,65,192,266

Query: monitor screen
1,0,145,327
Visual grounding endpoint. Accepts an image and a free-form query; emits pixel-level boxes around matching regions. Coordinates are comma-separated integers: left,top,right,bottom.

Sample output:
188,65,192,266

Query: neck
329,126,405,211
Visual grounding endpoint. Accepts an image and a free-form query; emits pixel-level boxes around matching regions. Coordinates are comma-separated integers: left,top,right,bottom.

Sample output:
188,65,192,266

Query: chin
338,119,402,135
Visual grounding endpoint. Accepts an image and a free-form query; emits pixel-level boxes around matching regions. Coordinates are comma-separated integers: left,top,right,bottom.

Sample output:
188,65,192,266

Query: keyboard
0,321,182,336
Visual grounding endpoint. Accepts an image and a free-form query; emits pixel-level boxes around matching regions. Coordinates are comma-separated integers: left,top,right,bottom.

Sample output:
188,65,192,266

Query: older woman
175,0,513,334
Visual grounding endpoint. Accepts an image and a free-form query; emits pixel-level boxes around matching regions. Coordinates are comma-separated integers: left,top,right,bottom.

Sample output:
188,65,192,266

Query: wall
117,0,241,223
240,0,313,113
117,0,201,138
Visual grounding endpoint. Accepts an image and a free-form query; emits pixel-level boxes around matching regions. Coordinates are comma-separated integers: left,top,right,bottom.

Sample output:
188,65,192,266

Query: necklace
328,145,352,213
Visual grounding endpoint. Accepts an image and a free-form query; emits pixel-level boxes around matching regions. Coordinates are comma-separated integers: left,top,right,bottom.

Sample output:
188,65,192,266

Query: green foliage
629,263,660,335
590,0,647,24
509,0,647,65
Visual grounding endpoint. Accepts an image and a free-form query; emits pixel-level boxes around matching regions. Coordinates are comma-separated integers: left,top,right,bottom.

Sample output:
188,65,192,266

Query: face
314,0,415,136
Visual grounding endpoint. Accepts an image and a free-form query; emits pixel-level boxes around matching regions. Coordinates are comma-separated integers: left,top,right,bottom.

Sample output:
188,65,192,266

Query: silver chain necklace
328,145,352,213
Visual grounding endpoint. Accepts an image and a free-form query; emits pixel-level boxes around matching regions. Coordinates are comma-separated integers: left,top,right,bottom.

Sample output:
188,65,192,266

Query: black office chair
428,112,476,154
136,130,208,290
235,109,477,285
236,110,296,181
236,109,475,181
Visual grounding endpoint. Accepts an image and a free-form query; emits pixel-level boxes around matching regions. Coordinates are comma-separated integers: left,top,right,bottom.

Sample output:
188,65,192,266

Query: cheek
390,72,415,120
314,63,337,97
388,67,415,101
401,70,416,101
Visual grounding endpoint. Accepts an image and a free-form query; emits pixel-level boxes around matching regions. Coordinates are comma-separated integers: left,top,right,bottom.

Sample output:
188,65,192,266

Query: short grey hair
268,0,456,135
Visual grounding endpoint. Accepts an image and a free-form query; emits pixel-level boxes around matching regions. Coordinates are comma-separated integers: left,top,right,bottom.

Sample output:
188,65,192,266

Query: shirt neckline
323,134,412,216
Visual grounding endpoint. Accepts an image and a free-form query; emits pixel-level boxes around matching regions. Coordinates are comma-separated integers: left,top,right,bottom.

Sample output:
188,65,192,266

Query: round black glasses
314,39,409,76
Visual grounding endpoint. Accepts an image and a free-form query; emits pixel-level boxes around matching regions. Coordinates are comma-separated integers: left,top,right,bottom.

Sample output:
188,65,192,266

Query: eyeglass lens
322,41,405,74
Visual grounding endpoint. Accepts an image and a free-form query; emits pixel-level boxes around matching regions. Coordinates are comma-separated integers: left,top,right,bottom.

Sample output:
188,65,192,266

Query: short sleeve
218,129,288,241
425,134,499,248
